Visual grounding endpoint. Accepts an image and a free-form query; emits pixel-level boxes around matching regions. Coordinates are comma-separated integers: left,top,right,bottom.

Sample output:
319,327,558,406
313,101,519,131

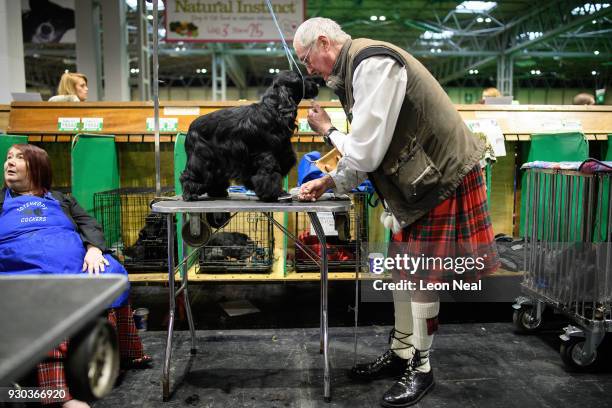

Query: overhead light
421,30,454,40
158,28,166,37
181,46,186,51
130,68,136,74
33,53,39,58
269,68,275,74
175,47,180,52
469,69,479,74
379,16,387,21
593,19,598,23
266,47,272,52
147,15,153,20
275,68,280,73
178,41,184,46
436,48,442,53
592,70,598,75
485,17,491,22
594,50,600,55
517,31,543,41
201,68,207,74
476,17,484,22
455,1,497,14
370,15,378,21
571,3,610,16
530,69,542,75
196,69,201,74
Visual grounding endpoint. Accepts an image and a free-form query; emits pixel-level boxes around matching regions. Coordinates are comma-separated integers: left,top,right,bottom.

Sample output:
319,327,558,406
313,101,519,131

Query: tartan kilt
389,165,499,283
37,305,144,404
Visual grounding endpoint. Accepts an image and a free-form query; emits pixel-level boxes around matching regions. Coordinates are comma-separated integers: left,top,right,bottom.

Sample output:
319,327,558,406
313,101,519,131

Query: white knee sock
391,288,414,360
411,301,440,373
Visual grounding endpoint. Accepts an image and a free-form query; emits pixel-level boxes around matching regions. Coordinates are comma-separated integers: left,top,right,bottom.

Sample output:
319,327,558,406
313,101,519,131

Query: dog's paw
182,192,200,201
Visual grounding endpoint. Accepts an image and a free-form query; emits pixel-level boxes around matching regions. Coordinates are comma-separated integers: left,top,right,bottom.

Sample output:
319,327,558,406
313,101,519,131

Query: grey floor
93,323,612,408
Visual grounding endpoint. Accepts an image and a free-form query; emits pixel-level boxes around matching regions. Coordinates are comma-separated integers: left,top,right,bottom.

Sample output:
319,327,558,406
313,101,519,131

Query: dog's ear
275,82,296,114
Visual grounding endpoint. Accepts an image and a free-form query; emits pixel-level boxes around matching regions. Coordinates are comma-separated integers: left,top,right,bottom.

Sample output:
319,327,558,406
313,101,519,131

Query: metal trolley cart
151,195,352,402
513,162,612,370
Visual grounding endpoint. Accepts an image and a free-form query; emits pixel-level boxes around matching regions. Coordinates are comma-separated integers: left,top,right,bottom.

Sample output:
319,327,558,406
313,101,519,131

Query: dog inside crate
94,188,177,271
198,212,273,273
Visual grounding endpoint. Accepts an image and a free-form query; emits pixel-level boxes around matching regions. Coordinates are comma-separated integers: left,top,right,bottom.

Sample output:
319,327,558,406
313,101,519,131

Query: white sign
81,117,103,131
163,106,201,116
146,118,179,132
165,0,305,42
57,117,80,131
310,212,338,236
465,119,506,157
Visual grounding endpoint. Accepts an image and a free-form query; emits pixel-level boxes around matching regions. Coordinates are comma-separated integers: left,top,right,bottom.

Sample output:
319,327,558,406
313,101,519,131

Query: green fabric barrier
519,132,589,238
71,134,119,218
595,136,612,242
0,134,28,184
484,162,492,203
174,133,189,268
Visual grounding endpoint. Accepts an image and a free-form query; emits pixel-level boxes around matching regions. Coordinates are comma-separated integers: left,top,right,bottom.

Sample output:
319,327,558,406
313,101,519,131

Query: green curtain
520,132,589,239
71,134,119,217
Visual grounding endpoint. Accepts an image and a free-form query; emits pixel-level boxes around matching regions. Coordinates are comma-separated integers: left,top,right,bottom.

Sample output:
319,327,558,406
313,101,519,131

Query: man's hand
298,175,336,201
307,101,333,135
83,245,109,275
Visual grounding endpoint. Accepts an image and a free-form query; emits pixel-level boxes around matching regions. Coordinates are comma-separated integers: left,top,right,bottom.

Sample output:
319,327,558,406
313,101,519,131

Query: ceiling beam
432,2,612,84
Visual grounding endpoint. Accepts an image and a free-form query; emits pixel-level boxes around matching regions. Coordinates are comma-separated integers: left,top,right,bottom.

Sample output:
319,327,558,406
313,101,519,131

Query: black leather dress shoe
349,350,409,381
380,368,434,407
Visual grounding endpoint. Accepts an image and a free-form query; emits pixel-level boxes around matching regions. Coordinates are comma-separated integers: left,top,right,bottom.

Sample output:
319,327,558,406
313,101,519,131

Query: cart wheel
560,337,599,371
512,306,542,333
206,212,231,229
181,217,211,247
66,318,120,401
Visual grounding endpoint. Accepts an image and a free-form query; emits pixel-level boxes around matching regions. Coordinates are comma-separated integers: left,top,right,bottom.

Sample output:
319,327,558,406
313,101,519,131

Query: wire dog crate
292,192,368,272
513,164,611,370
197,212,274,273
93,187,177,272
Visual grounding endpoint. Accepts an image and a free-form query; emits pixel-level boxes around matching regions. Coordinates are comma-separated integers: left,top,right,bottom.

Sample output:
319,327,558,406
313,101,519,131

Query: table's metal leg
181,239,197,354
308,212,331,403
163,214,176,401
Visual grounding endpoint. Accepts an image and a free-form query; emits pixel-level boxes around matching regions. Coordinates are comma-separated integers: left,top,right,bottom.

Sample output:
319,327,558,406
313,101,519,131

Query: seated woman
1,144,150,408
48,72,88,102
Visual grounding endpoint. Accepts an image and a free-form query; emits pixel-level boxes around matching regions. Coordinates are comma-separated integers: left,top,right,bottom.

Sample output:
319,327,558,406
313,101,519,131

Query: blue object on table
297,151,375,194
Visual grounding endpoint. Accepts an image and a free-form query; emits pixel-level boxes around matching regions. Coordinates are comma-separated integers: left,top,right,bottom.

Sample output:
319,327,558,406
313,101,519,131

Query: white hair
293,17,351,48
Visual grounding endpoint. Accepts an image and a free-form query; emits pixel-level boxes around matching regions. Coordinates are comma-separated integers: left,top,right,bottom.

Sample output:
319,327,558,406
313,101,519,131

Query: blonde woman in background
48,72,88,102
479,87,501,103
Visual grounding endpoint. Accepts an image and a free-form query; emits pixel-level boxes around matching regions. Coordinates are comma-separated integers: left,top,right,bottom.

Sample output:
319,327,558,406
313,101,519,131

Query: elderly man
293,17,499,407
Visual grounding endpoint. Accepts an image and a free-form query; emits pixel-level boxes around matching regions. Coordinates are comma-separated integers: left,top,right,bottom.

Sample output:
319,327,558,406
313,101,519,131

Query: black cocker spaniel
180,70,319,202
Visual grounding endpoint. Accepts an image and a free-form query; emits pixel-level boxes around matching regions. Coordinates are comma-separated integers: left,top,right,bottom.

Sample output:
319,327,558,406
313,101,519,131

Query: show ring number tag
57,117,80,131
146,118,178,132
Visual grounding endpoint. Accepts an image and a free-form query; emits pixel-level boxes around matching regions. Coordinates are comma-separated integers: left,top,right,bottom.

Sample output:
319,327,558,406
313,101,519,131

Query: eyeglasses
299,42,315,67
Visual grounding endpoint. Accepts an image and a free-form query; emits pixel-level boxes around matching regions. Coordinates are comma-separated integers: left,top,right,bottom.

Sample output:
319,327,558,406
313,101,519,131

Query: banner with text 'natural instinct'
165,0,305,42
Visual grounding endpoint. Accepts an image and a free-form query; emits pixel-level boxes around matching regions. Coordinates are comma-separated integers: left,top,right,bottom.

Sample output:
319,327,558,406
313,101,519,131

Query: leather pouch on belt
383,142,441,203
315,148,343,173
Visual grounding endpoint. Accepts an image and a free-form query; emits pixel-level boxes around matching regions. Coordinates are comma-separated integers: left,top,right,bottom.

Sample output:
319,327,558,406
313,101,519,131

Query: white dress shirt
329,56,407,194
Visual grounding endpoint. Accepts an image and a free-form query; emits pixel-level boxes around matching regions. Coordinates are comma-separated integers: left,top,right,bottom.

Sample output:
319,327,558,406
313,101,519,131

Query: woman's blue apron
0,189,129,307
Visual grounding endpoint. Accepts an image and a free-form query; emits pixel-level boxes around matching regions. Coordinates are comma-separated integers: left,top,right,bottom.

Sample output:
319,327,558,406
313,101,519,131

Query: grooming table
151,196,353,402
0,275,128,385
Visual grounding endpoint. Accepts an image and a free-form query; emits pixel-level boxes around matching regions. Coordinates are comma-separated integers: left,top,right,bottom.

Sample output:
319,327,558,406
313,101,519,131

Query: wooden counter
7,101,611,142
0,104,10,133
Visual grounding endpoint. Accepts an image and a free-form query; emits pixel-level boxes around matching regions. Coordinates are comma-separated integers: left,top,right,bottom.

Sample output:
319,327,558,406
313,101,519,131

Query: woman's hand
307,102,333,135
298,175,335,201
83,245,109,275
